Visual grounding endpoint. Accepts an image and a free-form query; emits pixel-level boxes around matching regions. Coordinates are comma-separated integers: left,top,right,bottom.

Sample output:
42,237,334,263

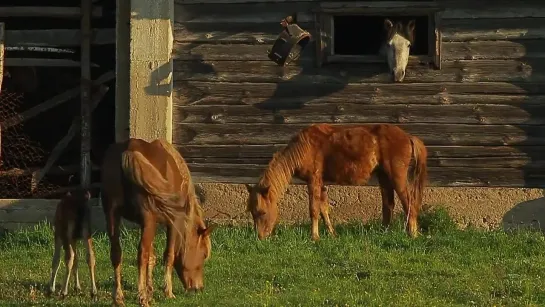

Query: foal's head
173,207,215,292
382,18,416,83
245,184,278,240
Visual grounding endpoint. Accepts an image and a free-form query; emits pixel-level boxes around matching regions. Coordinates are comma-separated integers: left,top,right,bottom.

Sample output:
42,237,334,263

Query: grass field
1,208,545,306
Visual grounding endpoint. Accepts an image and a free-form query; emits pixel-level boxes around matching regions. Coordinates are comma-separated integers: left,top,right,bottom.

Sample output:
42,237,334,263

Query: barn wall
172,0,545,188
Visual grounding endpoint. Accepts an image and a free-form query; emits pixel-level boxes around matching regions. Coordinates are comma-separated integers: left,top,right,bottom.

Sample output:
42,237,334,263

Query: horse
245,123,427,241
379,18,416,83
100,138,215,307
47,189,97,299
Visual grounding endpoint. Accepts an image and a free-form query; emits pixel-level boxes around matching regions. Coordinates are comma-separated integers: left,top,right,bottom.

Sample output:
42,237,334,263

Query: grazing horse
380,18,416,83
48,189,97,299
246,123,427,241
101,138,215,307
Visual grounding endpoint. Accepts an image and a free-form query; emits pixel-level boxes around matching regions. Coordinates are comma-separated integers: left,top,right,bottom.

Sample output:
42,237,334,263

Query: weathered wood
5,29,115,47
172,59,543,84
31,85,108,191
4,58,99,67
0,23,4,93
2,71,114,129
174,81,545,104
185,163,545,188
0,6,103,18
174,103,545,126
174,123,545,146
175,93,545,107
0,165,99,177
443,18,545,41
80,0,93,189
315,1,440,14
173,40,545,62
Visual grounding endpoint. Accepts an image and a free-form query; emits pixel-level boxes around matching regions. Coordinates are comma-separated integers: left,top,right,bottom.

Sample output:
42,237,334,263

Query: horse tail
120,150,187,225
409,135,428,211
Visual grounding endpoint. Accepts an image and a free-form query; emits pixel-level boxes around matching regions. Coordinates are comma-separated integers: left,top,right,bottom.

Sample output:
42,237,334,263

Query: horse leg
319,186,336,237
107,211,125,306
146,242,156,298
48,236,62,294
377,170,396,229
82,227,98,299
163,225,176,299
61,240,76,297
137,217,157,307
391,169,419,237
308,181,322,241
73,245,81,293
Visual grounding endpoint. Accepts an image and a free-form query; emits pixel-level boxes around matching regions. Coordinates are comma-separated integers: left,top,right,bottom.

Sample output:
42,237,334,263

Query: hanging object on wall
267,16,311,66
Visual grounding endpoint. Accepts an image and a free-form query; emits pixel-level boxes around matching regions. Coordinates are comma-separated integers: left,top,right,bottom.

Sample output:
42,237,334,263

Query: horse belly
324,157,375,185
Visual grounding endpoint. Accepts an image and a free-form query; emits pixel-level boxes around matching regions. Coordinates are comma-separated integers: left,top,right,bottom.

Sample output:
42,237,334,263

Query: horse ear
245,183,253,193
84,190,91,200
407,19,416,32
65,191,72,197
384,18,394,30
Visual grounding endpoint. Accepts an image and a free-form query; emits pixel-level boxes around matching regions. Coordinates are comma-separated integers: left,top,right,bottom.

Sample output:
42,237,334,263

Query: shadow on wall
501,28,545,231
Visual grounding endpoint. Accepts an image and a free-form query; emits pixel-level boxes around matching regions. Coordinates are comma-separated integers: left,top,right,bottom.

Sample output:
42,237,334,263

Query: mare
101,138,214,307
246,123,428,241
379,18,416,82
48,189,97,299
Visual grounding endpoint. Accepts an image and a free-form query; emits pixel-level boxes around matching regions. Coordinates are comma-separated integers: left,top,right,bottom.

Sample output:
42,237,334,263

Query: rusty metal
267,16,311,66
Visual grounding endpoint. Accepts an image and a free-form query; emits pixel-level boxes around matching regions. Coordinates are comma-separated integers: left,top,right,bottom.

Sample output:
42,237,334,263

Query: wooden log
80,0,93,189
172,59,544,84
31,85,109,191
174,81,545,103
174,103,545,126
0,6,103,18
5,28,115,48
172,40,545,61
2,70,114,129
185,163,545,188
173,123,545,146
4,58,99,67
0,164,100,177
174,93,545,107
443,18,545,41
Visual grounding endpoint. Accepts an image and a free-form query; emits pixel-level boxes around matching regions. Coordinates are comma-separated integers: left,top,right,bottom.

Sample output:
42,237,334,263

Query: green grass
2,208,545,306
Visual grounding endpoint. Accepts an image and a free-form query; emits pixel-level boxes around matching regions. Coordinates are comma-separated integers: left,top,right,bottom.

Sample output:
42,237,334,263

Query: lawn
1,209,545,306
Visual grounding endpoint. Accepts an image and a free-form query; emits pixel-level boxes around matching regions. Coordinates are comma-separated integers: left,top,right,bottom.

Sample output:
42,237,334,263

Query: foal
48,189,97,299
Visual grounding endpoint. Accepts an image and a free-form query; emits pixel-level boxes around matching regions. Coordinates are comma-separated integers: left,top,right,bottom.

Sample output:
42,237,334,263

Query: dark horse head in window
380,18,416,83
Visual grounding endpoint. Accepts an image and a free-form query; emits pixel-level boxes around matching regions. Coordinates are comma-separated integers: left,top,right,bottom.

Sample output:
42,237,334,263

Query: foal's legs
308,182,322,241
377,170,396,229
106,211,125,306
73,247,81,292
163,225,176,298
82,227,98,298
147,243,156,298
48,236,63,294
137,215,157,307
319,186,336,237
61,240,76,297
390,168,419,237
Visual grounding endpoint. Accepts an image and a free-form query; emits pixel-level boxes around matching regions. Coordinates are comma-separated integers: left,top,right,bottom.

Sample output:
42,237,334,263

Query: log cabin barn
172,0,545,190
0,0,116,229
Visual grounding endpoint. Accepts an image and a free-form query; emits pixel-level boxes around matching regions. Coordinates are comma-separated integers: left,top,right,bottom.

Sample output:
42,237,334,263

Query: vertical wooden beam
0,22,4,92
80,0,92,188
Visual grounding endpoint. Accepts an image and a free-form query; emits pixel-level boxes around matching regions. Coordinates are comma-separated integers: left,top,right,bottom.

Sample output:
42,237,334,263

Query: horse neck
259,139,308,203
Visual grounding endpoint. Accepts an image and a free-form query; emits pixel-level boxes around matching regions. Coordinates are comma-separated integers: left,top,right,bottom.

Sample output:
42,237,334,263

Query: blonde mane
256,132,312,205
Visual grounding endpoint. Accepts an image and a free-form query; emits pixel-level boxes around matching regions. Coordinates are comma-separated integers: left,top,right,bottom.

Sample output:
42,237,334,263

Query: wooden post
80,0,92,189
0,22,4,92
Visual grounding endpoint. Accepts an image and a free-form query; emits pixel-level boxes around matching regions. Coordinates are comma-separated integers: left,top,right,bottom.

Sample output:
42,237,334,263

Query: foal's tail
120,150,187,224
409,136,428,210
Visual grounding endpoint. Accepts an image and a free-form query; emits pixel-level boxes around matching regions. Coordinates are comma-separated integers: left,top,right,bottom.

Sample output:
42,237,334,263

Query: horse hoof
165,292,176,299
311,234,320,242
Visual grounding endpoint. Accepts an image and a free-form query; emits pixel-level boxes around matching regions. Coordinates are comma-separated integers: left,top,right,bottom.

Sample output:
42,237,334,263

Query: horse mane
254,131,312,207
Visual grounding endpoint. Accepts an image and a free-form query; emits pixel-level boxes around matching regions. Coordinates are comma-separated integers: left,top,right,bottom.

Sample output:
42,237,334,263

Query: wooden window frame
313,1,443,69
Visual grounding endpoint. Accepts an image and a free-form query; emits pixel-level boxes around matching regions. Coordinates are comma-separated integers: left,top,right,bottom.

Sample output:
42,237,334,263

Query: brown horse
101,138,215,307
246,123,427,241
48,189,97,299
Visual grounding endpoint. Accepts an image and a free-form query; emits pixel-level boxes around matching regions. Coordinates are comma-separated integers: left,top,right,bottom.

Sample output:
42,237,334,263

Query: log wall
172,0,545,188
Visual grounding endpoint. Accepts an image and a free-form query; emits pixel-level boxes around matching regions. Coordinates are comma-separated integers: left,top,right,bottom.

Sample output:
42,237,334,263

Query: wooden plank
174,81,545,104
173,40,545,61
185,163,545,188
175,93,545,107
5,58,99,67
5,28,115,47
0,6,103,18
443,18,545,41
174,103,545,126
173,123,545,146
0,23,4,93
172,59,543,84
80,0,92,189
